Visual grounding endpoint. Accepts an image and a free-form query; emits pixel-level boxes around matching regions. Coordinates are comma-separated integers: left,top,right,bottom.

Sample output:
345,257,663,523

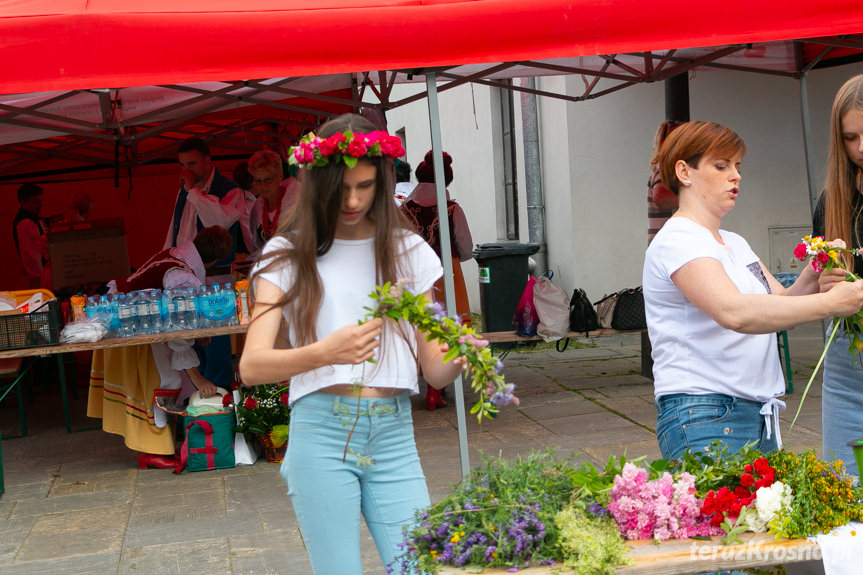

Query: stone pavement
0,321,831,574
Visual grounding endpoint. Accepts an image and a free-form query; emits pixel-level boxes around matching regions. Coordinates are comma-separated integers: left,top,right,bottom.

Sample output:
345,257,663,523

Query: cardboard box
48,218,130,289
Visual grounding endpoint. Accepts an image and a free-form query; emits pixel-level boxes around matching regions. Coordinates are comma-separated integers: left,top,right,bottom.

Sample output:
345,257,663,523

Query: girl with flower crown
813,74,863,475
643,121,863,462
239,113,467,574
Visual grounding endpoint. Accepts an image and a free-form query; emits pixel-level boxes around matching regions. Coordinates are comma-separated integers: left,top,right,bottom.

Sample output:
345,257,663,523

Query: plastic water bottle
132,291,152,335
86,296,99,320
223,283,239,326
197,285,212,328
168,288,188,332
107,294,121,338
148,289,163,334
117,293,136,338
185,287,200,329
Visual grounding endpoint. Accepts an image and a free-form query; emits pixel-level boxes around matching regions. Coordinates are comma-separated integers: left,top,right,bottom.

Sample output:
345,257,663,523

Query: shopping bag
533,271,570,342
512,275,539,336
175,411,236,473
569,288,599,334
594,287,646,331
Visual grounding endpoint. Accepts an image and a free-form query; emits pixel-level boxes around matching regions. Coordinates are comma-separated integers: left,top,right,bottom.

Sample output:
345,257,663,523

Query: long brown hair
825,74,863,268
251,113,412,346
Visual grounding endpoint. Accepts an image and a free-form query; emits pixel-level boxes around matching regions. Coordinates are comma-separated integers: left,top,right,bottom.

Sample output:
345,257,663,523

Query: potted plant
230,382,290,462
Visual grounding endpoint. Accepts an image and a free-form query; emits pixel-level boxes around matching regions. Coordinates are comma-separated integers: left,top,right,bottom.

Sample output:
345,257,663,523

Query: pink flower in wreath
244,397,258,410
294,145,315,164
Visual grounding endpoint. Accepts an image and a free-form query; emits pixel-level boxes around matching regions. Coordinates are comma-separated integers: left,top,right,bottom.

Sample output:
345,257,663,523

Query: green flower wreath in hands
365,282,516,421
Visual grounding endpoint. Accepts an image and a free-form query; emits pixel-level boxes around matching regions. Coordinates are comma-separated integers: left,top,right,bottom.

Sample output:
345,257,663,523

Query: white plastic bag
533,271,570,342
232,389,259,465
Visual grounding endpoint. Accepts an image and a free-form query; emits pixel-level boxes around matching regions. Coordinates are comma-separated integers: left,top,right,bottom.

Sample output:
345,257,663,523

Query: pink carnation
608,463,720,541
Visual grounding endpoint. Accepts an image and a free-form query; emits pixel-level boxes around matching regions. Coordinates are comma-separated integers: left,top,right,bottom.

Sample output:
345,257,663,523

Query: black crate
0,300,63,351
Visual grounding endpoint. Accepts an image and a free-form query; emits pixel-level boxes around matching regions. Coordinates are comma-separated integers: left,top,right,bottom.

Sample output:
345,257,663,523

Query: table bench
480,328,648,361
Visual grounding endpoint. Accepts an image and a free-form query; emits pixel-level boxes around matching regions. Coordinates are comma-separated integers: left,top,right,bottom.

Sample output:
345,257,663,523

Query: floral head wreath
288,130,405,170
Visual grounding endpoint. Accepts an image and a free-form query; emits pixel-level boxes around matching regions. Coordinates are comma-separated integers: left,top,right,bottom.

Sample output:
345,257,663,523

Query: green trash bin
473,242,540,332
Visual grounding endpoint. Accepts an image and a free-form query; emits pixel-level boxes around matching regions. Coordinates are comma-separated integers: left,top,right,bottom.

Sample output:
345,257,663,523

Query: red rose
319,139,338,156
740,473,755,488
347,138,368,157
817,252,830,264
701,496,716,515
230,380,241,390
753,458,770,475
244,397,258,410
744,464,753,473
734,486,751,498
280,393,289,406
710,513,724,527
729,502,742,518
222,394,233,407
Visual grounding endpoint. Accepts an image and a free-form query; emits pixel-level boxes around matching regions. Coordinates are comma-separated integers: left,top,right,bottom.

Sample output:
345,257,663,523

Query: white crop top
253,230,443,404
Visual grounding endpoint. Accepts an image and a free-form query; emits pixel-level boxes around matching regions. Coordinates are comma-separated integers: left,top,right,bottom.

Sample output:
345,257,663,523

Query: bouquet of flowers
230,382,291,448
791,235,863,425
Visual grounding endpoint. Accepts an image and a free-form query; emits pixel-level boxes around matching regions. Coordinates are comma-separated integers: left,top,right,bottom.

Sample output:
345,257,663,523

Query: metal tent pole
798,73,819,215
425,71,470,478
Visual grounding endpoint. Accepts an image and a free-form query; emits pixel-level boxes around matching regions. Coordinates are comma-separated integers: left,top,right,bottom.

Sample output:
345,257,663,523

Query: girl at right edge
814,73,863,476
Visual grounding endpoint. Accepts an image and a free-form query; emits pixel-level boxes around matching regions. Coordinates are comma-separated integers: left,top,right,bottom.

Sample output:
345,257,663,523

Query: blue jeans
822,324,863,476
656,393,779,460
283,391,430,575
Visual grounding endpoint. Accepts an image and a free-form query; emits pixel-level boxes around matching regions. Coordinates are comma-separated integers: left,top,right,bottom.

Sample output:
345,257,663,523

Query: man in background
13,183,50,289
164,137,245,391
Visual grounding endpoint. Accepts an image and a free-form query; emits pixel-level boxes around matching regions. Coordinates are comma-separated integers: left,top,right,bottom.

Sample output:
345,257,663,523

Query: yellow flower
489,525,496,532
852,531,857,536
829,250,838,261
450,534,460,543
431,550,440,558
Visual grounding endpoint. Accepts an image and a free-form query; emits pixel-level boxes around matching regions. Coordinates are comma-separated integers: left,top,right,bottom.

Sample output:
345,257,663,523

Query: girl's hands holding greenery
321,317,383,365
366,282,516,420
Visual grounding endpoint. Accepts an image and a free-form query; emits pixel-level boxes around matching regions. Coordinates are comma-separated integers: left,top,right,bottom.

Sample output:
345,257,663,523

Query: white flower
747,481,793,532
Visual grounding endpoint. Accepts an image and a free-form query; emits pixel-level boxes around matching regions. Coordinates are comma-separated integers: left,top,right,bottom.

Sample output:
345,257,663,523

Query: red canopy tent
2,0,863,473
2,0,863,93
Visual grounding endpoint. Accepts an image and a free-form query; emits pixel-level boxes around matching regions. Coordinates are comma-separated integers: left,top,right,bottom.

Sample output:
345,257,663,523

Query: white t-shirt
253,230,442,404
643,217,784,402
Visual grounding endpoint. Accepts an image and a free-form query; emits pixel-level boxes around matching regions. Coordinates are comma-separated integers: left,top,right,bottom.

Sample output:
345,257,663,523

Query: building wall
383,64,863,316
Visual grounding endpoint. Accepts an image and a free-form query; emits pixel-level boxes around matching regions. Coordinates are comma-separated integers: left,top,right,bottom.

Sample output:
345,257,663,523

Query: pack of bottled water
84,282,239,338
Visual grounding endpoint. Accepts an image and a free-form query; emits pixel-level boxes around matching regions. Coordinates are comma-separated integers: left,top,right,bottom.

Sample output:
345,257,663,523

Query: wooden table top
0,324,247,360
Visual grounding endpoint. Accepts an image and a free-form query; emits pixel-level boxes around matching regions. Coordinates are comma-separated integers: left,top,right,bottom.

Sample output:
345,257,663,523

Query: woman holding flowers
239,113,467,574
643,121,863,461
813,74,863,475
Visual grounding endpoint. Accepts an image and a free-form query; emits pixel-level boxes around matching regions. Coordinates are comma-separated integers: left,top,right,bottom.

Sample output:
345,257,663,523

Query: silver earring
682,180,692,186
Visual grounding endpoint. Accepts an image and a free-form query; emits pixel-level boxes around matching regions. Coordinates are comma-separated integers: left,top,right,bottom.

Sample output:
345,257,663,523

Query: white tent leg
426,71,470,478
798,73,818,214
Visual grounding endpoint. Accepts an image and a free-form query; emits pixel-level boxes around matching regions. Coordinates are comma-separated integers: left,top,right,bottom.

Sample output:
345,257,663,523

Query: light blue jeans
656,393,779,460
822,324,863,476
282,391,429,574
